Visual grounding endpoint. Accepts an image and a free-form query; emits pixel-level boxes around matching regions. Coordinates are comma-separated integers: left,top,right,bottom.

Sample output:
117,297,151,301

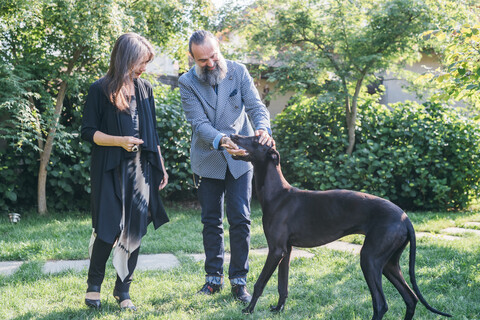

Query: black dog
230,134,451,320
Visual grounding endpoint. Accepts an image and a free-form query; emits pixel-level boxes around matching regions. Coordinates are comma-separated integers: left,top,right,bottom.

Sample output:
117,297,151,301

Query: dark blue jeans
197,168,253,284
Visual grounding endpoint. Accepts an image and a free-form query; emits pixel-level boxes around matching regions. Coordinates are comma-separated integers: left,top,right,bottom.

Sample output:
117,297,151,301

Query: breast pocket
228,93,243,114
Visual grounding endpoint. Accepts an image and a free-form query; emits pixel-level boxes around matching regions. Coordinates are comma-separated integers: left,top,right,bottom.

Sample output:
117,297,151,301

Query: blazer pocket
228,94,242,110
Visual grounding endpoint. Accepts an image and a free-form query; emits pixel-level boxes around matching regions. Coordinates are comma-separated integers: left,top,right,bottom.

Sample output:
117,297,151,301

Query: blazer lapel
215,67,235,123
191,68,217,110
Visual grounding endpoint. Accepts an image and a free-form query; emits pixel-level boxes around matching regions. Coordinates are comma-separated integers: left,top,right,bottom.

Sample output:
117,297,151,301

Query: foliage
230,0,432,154
424,23,480,115
0,78,197,212
0,0,213,213
273,95,480,211
0,95,92,212
407,2,480,115
152,82,195,200
127,0,216,70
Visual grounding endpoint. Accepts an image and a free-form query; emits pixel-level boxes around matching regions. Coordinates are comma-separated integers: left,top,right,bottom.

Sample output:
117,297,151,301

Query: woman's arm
93,131,144,152
157,145,168,190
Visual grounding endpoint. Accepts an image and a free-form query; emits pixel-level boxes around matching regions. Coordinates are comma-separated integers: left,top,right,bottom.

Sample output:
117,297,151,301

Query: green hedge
5,81,478,212
273,96,480,211
0,82,195,212
153,84,194,200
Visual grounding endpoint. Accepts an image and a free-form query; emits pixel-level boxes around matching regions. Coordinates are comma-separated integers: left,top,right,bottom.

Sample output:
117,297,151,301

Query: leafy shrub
45,131,92,212
0,129,92,213
153,83,195,200
0,80,195,213
0,94,91,212
273,95,480,211
0,64,40,212
0,148,37,211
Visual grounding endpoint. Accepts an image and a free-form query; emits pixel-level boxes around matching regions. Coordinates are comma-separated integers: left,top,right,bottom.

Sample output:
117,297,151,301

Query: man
179,30,273,303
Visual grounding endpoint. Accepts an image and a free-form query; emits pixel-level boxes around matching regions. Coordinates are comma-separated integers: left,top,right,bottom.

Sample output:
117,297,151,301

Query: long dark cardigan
81,78,169,244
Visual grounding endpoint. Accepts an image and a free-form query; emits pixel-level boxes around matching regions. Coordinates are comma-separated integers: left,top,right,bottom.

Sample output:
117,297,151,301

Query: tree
426,22,480,115
229,0,431,154
407,1,480,116
0,0,214,214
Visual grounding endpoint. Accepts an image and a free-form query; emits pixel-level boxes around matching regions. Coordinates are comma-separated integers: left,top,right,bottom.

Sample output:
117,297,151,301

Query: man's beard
195,55,227,86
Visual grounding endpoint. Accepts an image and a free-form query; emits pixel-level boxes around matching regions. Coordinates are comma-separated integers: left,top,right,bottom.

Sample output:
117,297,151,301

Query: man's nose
207,59,215,68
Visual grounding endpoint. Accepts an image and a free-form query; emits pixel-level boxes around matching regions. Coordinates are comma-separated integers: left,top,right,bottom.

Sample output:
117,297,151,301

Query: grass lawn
1,201,479,319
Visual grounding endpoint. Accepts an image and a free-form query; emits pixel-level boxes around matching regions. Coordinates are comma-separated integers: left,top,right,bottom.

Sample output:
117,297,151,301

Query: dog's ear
268,148,280,165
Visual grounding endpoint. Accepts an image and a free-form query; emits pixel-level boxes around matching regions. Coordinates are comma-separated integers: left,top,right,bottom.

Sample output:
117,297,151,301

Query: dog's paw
270,304,285,313
242,306,254,314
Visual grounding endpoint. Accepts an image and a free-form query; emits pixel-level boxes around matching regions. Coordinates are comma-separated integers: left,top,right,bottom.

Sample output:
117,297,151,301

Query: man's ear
268,148,280,165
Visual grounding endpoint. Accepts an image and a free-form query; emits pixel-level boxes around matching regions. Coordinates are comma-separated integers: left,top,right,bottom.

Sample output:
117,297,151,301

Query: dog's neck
253,159,291,206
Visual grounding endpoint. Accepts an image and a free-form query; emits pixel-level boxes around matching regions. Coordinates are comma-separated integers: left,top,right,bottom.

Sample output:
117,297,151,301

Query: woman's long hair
103,33,155,111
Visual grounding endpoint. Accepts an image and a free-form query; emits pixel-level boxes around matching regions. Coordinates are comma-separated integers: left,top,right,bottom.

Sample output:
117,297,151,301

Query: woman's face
132,56,150,78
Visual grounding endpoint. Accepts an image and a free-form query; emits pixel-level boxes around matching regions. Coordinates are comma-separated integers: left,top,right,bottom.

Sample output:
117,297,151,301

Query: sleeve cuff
213,133,225,150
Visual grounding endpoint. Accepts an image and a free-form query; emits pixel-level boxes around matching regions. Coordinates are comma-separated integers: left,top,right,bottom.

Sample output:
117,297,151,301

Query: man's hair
188,30,217,58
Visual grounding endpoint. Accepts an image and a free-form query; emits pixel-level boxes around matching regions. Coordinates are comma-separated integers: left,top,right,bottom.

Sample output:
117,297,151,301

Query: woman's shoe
113,289,137,311
85,283,101,309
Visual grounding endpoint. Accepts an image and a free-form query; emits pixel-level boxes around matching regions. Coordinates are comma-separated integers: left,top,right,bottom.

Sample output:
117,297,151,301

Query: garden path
1,222,478,277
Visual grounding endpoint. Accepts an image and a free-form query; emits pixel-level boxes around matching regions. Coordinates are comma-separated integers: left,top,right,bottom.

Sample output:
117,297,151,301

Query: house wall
379,53,439,105
147,52,442,119
147,53,179,77
254,78,294,118
146,51,293,118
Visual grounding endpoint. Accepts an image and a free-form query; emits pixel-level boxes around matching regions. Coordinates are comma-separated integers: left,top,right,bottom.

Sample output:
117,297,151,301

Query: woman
81,33,169,310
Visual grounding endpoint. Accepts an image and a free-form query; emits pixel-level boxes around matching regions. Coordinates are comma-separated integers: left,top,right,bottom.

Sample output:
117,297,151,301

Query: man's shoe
197,282,223,295
231,284,252,304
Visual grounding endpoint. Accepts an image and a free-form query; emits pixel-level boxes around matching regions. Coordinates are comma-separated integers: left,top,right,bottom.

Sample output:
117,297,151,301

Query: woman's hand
93,131,144,151
121,136,144,152
159,171,168,190
157,145,168,190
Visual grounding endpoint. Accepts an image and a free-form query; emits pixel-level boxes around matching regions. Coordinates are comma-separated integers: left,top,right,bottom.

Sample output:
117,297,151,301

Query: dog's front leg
270,245,292,312
242,249,285,314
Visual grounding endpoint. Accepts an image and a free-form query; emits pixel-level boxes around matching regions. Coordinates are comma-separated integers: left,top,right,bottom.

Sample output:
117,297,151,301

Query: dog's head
230,134,279,166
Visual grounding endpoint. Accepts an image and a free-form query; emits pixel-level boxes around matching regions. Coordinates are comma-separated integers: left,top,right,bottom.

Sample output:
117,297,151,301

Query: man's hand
255,129,275,148
221,136,247,156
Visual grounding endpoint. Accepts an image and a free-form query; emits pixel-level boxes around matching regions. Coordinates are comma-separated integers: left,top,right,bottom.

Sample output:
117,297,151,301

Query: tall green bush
273,96,480,211
0,81,195,212
153,83,194,200
0,84,92,212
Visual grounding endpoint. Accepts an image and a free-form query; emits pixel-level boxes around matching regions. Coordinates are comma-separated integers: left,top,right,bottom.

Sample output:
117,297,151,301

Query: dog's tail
407,219,452,317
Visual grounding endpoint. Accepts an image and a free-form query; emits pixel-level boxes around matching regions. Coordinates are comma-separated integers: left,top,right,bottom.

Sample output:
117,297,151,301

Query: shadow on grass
1,222,479,319
11,308,116,320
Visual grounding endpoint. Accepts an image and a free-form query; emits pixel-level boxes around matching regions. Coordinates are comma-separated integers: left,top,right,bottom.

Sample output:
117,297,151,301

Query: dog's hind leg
382,245,418,320
360,240,390,320
270,245,292,312
243,248,286,314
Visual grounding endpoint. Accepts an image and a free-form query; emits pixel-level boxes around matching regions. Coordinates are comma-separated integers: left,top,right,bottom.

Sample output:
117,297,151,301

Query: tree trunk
37,81,68,215
342,80,354,156
345,75,366,156
37,48,83,214
28,96,44,151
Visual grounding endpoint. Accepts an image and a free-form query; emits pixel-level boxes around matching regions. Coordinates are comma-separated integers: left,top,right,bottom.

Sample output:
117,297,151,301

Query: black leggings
87,236,140,293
